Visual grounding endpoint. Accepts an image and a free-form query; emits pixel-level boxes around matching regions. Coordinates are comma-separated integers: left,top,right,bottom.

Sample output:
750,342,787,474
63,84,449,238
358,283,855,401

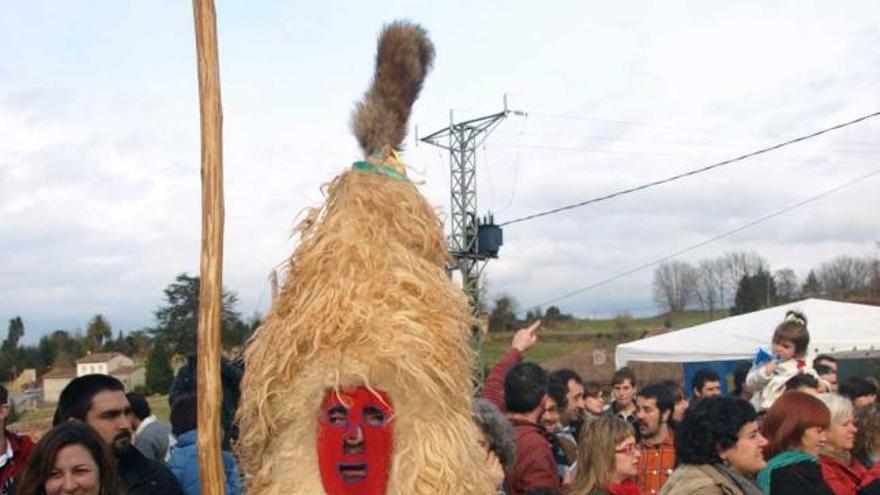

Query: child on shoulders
746,309,819,411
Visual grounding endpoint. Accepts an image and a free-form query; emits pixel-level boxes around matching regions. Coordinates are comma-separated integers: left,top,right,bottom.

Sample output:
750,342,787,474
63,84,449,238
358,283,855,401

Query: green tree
524,306,542,324
222,313,261,351
0,317,26,381
150,273,242,357
85,314,113,352
732,269,777,315
2,317,24,353
145,340,174,395
488,294,518,332
37,330,85,367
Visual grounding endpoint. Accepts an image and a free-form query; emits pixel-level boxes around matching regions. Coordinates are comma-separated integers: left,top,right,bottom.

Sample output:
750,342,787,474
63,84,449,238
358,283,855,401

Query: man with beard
548,369,586,437
690,368,722,398
54,375,182,495
547,368,585,477
635,383,676,495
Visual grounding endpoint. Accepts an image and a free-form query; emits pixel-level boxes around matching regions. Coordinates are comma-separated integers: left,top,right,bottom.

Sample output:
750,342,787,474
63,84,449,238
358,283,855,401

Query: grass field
479,309,728,365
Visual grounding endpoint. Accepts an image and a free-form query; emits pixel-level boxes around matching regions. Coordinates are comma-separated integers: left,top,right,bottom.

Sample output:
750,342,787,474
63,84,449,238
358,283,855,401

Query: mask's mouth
338,462,368,482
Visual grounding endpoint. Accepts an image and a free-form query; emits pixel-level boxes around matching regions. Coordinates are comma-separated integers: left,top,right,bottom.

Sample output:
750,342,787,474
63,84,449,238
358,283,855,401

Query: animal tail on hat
352,21,435,156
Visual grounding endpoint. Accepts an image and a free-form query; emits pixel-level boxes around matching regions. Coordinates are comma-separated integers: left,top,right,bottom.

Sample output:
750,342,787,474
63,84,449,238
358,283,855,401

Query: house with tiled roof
76,352,133,376
41,365,77,403
75,352,145,392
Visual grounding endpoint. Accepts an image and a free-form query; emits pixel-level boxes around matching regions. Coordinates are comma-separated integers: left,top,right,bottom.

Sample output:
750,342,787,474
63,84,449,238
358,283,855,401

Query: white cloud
2,1,879,340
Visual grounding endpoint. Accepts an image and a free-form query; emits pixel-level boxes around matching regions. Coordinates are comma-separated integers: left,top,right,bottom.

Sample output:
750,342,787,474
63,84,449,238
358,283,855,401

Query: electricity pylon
420,96,525,318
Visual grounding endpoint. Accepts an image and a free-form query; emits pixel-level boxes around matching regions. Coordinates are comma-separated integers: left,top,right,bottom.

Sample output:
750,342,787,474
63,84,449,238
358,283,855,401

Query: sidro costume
236,21,497,495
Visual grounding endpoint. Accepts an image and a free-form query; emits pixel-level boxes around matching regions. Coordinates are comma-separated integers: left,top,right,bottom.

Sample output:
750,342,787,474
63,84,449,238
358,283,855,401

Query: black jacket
770,460,834,495
117,446,183,495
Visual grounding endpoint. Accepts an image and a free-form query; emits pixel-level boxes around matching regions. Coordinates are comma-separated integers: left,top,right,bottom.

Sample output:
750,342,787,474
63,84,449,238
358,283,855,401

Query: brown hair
15,420,121,495
583,381,603,399
761,391,830,459
569,417,635,495
612,367,637,387
854,403,880,467
772,310,810,357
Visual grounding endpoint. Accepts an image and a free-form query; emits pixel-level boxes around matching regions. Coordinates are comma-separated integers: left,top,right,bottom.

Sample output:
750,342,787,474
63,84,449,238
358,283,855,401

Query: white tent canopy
616,298,880,368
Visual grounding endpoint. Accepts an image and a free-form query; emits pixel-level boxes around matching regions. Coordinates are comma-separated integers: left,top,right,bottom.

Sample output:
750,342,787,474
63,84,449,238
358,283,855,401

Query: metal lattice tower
420,97,524,313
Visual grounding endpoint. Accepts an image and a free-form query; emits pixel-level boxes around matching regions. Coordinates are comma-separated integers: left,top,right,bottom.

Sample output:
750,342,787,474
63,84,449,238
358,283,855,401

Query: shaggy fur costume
236,21,496,495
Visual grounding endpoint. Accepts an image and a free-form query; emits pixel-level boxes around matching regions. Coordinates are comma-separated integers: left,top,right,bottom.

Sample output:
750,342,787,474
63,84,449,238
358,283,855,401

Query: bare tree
774,268,799,303
653,260,699,313
817,255,872,298
709,257,730,309
723,250,768,291
695,259,723,316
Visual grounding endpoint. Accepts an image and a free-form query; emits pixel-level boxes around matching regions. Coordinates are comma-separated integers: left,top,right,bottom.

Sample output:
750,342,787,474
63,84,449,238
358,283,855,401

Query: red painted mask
317,387,394,495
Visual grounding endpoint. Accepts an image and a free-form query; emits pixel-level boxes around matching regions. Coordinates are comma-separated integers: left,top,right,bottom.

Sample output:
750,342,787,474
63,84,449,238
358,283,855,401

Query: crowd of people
475,311,880,495
0,359,245,495
1,308,879,494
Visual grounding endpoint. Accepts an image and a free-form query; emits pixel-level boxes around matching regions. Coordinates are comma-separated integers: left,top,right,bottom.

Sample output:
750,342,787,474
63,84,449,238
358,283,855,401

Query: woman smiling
816,393,880,494
662,396,766,495
757,391,834,495
569,417,640,495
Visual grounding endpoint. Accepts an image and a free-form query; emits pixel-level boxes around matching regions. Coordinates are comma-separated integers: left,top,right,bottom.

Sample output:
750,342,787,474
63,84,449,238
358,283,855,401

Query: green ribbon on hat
351,160,408,180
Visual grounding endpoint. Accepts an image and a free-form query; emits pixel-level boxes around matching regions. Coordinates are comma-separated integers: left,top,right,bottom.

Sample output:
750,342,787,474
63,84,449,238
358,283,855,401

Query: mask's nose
344,425,364,454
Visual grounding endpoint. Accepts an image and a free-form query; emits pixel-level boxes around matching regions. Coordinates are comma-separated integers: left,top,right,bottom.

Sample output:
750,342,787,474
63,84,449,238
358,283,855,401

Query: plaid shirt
636,425,676,495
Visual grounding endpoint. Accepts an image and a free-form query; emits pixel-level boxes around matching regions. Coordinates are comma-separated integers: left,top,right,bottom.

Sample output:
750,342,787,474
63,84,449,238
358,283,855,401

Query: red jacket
0,429,34,495
819,453,877,495
481,346,523,414
481,347,560,495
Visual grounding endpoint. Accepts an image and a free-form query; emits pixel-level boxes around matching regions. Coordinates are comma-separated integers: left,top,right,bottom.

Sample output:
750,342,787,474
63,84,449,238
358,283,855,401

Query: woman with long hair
15,420,122,495
662,396,766,495
816,393,880,494
569,417,640,495
757,391,834,494
854,404,880,476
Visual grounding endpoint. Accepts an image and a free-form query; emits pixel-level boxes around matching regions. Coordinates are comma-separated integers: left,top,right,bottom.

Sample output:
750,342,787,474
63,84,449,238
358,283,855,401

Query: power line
488,143,880,162
499,110,880,227
490,139,880,155
531,166,880,308
492,128,880,148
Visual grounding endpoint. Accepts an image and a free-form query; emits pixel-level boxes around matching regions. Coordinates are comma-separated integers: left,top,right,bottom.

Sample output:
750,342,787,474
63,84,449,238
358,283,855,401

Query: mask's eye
363,406,386,427
327,405,348,427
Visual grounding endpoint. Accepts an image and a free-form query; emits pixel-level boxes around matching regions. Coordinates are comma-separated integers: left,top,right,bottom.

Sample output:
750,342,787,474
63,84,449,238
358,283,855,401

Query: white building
76,352,134,377
74,352,145,391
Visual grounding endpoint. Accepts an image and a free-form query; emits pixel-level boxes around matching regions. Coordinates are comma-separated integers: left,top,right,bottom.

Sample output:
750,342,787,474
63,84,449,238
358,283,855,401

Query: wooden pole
192,0,225,494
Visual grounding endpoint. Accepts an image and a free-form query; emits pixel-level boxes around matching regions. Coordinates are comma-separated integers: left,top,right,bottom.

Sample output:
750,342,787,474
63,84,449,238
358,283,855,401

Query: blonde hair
570,417,635,495
817,393,854,426
235,167,496,494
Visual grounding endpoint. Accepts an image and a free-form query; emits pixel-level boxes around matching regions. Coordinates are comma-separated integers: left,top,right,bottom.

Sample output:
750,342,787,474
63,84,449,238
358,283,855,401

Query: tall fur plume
352,21,435,155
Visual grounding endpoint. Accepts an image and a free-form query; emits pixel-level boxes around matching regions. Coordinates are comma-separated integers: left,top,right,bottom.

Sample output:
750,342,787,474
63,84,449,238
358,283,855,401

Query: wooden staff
192,0,226,494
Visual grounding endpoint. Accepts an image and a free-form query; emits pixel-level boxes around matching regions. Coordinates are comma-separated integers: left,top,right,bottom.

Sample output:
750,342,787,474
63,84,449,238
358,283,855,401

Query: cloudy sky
2,1,879,342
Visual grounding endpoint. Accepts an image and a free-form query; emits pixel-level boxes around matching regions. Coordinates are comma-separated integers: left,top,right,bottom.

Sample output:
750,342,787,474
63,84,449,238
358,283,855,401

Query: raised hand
512,320,542,353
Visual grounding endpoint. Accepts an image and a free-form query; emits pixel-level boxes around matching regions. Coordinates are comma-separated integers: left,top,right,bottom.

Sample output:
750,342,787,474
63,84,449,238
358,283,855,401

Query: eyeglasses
615,443,637,455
